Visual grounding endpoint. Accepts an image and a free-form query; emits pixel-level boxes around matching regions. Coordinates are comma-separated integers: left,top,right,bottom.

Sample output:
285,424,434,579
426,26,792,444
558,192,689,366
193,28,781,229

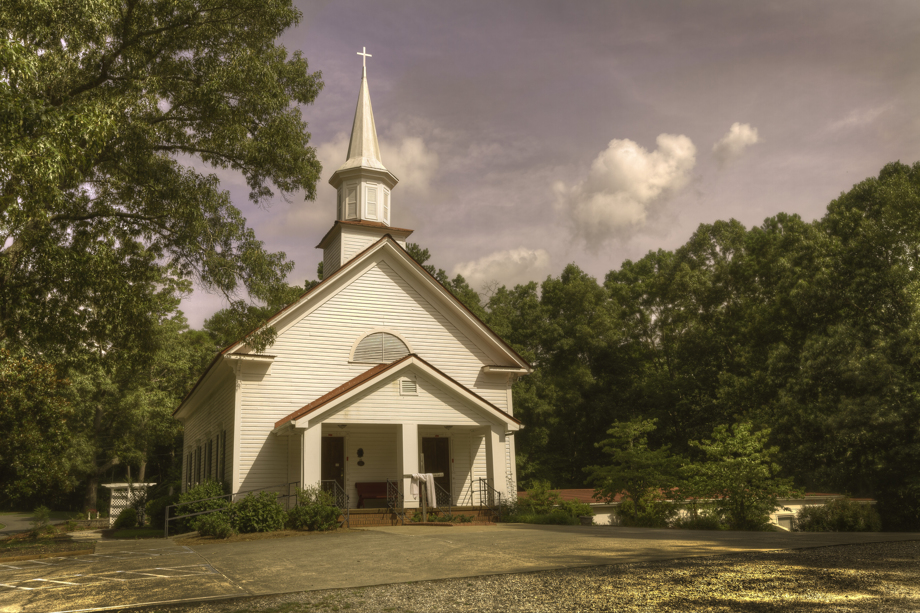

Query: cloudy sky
181,0,920,327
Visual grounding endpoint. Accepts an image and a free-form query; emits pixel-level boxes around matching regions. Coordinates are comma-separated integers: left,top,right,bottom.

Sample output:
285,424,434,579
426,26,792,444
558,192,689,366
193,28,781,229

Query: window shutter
337,188,343,219
383,190,390,224
353,332,409,363
366,186,378,219
346,186,357,219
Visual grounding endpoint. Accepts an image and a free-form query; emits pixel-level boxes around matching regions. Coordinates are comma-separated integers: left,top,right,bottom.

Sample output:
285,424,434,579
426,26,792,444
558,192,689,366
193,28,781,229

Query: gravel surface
142,539,920,613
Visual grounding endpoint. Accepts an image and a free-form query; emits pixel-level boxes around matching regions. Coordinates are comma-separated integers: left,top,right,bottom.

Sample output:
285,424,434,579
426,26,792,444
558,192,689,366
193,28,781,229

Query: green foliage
796,499,882,532
586,418,679,525
671,509,724,531
196,512,236,539
684,422,800,531
615,490,677,528
517,480,561,515
0,351,78,505
287,487,339,532
146,492,180,529
176,481,228,530
29,506,53,538
113,507,139,530
558,500,594,518
504,510,581,526
233,492,286,533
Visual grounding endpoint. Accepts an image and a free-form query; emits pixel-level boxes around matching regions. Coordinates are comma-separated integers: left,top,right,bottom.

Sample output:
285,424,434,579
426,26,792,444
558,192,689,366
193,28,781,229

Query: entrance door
421,437,451,496
321,436,345,490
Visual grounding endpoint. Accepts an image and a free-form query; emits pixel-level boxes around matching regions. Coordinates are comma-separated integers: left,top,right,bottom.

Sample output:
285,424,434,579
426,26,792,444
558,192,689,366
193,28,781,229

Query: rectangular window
206,439,212,479
346,185,357,219
220,430,227,482
366,185,378,219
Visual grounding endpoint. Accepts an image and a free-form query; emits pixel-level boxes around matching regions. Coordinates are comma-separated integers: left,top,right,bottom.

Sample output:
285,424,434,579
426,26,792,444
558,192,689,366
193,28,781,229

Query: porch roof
274,354,523,431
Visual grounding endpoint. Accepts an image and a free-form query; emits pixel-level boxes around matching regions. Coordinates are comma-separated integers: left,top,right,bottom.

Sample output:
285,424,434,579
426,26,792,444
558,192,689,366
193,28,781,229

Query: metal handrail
164,481,299,537
320,480,350,528
386,478,404,525
476,478,503,522
434,481,452,514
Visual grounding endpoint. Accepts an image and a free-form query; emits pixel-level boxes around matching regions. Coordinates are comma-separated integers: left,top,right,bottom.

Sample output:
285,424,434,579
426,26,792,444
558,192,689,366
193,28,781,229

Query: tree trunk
138,458,147,483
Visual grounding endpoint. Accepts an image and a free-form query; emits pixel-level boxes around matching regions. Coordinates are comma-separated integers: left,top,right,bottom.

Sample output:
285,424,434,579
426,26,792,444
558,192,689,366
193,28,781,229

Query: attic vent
353,332,409,363
400,378,418,396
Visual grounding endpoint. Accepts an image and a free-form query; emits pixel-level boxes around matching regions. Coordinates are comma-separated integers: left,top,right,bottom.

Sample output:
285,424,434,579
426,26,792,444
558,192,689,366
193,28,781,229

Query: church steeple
329,48,398,224
320,49,411,277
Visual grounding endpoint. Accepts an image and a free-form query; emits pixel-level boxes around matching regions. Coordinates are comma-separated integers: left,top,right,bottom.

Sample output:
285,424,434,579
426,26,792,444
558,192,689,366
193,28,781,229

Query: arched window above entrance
351,331,410,364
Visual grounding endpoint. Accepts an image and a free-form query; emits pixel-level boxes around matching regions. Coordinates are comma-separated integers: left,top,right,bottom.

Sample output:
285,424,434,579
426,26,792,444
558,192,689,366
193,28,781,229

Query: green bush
113,507,138,530
233,491,286,533
29,505,54,538
146,492,180,529
796,499,882,532
558,499,593,519
518,480,561,515
616,491,677,528
196,512,235,539
176,481,228,531
672,509,724,530
287,486,340,531
505,510,580,525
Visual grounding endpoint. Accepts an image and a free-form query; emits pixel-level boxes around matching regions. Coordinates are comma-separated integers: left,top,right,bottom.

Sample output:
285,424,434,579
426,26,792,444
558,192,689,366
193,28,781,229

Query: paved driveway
1,525,917,612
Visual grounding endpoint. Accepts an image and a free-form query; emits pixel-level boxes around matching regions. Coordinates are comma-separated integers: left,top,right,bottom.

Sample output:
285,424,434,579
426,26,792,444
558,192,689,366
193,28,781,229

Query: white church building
173,54,530,513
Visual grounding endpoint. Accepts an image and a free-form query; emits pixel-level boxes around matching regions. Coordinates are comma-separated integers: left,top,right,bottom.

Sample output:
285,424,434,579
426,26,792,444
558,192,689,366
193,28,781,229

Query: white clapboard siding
182,370,234,491
325,374,492,426
505,439,514,496
234,259,511,492
471,433,488,489
323,231,341,277
342,231,377,262
334,425,399,505
450,430,474,505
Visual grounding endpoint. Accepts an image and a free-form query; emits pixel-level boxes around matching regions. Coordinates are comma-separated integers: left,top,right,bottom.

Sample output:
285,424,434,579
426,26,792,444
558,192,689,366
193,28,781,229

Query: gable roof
175,234,531,418
274,353,522,431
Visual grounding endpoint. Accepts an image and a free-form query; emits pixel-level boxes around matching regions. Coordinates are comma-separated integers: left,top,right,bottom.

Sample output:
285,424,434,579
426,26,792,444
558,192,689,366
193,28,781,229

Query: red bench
355,482,389,508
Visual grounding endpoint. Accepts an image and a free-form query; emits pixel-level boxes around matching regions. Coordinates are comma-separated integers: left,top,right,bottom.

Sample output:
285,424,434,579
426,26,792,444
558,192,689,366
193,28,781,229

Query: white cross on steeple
357,47,372,69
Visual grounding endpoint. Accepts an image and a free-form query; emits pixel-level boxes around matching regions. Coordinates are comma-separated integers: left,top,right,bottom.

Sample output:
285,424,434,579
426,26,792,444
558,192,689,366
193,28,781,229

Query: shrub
558,499,594,519
233,491,286,533
113,507,139,530
505,510,580,526
796,498,882,532
518,480,561,515
672,509,724,530
616,491,677,528
287,486,340,531
176,481,228,531
29,505,54,538
146,492,180,529
196,512,235,538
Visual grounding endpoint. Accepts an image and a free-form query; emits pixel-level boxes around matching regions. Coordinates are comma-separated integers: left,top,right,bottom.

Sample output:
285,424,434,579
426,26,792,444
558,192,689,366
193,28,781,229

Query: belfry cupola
319,48,413,277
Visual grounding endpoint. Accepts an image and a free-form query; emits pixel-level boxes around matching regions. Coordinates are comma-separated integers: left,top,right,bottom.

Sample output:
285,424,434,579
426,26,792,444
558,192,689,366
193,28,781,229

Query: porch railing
434,481,452,514
386,478,405,525
321,480,350,528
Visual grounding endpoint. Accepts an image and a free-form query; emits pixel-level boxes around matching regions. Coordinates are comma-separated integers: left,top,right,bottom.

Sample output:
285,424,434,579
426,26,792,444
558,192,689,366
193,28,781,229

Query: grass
1,535,92,559
0,522,5,530
503,511,581,525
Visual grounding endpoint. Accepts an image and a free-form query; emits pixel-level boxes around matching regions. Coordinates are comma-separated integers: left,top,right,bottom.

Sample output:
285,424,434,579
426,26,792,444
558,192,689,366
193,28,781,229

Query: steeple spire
343,53,384,171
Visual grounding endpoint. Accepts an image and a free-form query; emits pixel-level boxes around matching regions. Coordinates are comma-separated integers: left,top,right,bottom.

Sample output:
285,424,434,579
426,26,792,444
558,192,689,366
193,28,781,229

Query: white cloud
712,122,760,166
556,134,696,250
382,136,439,193
452,247,552,293
827,105,890,132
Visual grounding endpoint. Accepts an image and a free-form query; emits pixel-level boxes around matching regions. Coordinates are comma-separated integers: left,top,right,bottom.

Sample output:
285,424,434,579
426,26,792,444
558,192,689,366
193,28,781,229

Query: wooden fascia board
289,357,522,432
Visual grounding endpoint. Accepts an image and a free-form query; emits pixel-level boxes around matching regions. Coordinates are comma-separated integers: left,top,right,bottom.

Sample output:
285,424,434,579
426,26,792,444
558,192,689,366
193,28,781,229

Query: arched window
352,332,410,363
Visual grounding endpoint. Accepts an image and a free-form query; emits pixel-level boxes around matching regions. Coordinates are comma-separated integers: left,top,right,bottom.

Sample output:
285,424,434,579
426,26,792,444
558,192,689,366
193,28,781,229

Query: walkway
0,525,916,612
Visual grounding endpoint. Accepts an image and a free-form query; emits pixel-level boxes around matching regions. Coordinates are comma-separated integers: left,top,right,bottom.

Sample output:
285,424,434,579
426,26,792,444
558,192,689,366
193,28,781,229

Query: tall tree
1,0,323,354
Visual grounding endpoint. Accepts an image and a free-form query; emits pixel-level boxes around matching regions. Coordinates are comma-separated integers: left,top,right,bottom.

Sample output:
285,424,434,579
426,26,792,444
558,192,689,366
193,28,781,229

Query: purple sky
181,0,920,328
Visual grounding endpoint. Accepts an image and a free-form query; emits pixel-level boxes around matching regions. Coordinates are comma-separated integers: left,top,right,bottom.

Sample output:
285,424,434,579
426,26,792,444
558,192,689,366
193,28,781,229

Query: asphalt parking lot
1,525,917,613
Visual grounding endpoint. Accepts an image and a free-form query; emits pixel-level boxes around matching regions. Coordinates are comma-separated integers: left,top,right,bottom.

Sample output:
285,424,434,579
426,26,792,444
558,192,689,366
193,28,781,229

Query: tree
0,350,80,506
684,422,799,531
405,242,486,319
585,418,678,526
1,0,323,355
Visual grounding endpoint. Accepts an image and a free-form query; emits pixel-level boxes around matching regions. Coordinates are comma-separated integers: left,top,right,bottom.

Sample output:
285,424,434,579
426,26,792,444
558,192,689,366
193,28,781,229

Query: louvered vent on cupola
352,332,410,363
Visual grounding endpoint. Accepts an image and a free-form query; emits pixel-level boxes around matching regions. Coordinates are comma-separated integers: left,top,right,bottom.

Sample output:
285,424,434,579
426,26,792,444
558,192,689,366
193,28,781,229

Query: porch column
485,424,508,500
399,423,419,508
300,424,322,490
